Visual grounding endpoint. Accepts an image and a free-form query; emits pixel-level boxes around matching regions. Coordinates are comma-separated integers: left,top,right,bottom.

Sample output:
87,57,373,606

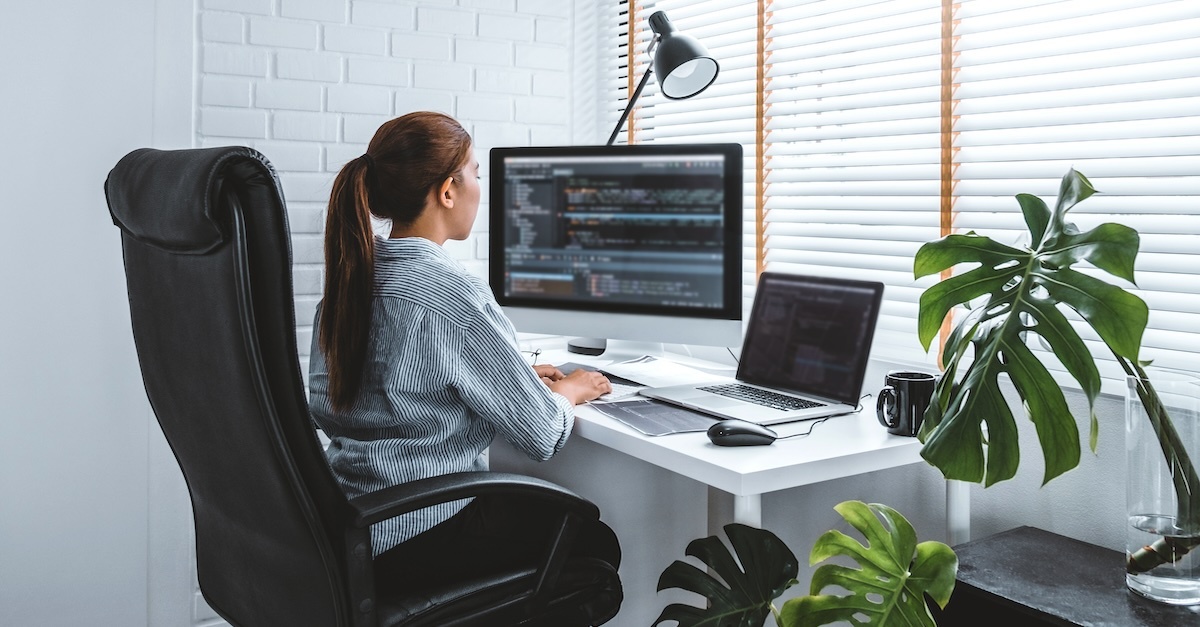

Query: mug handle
877,386,898,428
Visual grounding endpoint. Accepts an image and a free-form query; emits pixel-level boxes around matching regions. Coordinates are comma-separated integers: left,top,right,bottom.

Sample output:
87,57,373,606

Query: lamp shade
648,11,719,100
606,10,720,145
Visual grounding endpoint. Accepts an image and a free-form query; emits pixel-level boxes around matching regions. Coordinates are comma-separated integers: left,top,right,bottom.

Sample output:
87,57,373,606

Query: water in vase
1127,513,1200,605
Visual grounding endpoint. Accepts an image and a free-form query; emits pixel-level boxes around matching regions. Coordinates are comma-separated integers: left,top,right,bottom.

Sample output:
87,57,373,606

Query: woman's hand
548,369,612,405
533,364,565,382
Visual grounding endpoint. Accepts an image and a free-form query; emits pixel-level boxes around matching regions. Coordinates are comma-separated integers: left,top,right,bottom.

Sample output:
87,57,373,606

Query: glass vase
1126,369,1200,605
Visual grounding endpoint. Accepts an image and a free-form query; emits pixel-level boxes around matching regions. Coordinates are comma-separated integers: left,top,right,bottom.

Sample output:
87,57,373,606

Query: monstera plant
654,169,1195,626
914,169,1199,573
654,502,956,627
914,168,1143,484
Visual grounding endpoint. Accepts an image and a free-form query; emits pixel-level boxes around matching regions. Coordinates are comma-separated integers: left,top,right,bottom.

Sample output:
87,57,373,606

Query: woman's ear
437,176,455,208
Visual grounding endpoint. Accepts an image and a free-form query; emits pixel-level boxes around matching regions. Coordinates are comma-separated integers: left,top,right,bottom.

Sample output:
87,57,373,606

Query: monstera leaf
779,502,957,627
654,523,798,627
914,169,1149,486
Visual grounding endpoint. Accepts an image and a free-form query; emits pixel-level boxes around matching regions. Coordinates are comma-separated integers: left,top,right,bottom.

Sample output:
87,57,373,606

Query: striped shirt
308,236,575,555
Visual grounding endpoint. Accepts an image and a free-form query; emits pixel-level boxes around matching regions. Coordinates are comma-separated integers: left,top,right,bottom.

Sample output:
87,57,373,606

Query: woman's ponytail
319,155,375,412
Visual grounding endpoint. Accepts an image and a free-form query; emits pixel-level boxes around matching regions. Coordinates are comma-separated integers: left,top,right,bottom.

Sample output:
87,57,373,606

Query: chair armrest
348,471,599,528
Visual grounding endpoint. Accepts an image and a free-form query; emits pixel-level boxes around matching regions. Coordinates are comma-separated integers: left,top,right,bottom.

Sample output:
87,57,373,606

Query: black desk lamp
606,11,719,146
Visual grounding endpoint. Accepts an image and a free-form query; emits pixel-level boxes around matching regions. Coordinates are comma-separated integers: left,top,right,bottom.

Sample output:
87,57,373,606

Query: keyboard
698,383,824,411
597,380,643,402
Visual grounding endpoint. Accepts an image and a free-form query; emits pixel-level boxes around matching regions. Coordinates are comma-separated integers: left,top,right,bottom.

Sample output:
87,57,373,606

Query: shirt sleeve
454,302,575,461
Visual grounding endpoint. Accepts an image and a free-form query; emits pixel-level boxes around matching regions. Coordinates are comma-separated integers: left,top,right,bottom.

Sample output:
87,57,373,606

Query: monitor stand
565,338,666,359
566,337,607,356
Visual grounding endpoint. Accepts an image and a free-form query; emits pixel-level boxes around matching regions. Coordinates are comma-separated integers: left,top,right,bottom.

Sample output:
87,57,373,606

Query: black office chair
104,146,622,627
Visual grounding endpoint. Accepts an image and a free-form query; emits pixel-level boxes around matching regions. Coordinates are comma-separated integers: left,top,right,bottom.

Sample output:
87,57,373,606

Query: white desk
491,345,969,624
517,346,970,542
575,402,919,527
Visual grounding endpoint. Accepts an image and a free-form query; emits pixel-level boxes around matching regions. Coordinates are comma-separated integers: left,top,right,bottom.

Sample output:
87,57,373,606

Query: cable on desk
778,393,873,440
777,416,831,440
854,392,872,413
727,347,739,365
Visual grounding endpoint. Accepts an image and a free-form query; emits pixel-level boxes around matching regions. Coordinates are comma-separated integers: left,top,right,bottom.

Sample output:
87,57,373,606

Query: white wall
0,1,192,626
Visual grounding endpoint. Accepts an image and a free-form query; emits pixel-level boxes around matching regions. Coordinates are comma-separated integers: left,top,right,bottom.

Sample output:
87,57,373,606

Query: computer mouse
706,420,778,447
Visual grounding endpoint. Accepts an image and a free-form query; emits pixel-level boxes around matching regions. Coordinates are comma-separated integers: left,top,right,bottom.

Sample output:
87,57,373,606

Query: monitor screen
489,143,743,349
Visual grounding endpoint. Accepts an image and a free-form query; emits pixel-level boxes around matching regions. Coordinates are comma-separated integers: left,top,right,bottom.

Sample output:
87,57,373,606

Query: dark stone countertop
945,526,1200,626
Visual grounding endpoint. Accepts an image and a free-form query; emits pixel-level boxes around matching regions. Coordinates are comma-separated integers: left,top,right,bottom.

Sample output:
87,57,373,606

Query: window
610,0,1200,391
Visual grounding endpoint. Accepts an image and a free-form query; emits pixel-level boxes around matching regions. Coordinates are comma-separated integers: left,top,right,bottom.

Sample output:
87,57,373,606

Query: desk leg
946,479,971,546
707,487,763,535
734,494,762,527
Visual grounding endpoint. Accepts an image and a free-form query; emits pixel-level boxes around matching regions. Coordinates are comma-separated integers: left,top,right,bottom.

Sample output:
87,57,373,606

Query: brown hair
319,111,473,412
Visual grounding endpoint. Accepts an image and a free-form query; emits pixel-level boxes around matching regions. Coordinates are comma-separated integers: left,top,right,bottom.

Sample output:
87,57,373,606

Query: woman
308,112,620,601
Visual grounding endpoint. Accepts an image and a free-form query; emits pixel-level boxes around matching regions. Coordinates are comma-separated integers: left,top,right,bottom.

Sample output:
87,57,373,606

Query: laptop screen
737,273,884,405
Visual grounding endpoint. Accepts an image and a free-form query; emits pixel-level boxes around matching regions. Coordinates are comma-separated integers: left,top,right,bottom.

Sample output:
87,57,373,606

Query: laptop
639,272,884,426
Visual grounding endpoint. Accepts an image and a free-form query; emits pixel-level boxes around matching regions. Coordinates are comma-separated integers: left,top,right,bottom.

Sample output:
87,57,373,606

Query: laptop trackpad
695,395,743,409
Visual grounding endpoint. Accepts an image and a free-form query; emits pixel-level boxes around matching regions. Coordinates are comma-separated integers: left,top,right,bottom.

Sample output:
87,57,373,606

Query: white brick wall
193,2,579,622
348,58,411,86
249,17,319,49
325,24,387,54
353,2,416,29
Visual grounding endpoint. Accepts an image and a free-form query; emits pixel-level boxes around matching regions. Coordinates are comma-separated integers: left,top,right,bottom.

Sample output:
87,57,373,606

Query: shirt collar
374,236,456,264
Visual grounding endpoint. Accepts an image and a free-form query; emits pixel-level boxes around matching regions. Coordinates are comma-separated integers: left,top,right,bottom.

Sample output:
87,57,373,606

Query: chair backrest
105,147,373,627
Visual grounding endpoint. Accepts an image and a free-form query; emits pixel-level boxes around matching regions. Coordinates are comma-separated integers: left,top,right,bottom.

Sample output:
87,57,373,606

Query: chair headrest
104,146,282,253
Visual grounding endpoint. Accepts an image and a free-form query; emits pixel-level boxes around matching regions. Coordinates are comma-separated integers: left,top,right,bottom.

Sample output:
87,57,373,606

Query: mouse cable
777,393,873,440
776,416,831,440
727,347,739,365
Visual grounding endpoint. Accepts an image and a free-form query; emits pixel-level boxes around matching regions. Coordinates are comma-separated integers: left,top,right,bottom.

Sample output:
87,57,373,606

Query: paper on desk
599,355,728,388
556,362,644,403
587,398,716,436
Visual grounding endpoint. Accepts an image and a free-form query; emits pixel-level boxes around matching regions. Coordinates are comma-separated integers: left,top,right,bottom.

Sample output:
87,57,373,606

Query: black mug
876,371,937,437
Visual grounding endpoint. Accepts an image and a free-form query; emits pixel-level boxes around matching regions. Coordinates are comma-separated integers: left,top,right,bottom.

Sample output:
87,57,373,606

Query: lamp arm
607,66,655,146
606,36,660,146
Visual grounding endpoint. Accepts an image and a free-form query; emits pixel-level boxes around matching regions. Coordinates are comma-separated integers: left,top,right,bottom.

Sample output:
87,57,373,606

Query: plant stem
1119,358,1200,574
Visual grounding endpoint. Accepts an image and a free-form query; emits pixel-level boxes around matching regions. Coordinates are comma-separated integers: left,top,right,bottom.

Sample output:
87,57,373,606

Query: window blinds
950,0,1200,391
610,0,1199,390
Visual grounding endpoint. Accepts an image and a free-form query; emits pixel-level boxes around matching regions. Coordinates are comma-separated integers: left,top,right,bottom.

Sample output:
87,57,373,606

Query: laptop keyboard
698,383,825,411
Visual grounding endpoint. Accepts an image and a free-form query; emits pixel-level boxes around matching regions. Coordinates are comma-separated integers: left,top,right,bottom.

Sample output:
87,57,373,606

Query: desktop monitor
489,143,743,354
